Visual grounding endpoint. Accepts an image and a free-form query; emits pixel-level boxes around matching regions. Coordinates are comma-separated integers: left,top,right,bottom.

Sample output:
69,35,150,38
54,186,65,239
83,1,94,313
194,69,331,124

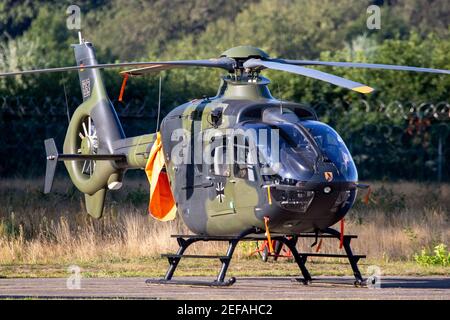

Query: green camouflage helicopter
1,34,449,286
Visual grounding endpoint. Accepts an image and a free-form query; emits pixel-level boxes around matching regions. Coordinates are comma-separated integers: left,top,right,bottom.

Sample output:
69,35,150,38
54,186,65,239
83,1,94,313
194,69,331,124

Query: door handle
181,181,213,189
202,181,214,188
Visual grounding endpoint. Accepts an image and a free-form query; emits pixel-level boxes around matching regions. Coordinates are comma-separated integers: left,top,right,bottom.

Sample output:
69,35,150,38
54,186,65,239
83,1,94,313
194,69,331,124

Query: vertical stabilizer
62,40,125,218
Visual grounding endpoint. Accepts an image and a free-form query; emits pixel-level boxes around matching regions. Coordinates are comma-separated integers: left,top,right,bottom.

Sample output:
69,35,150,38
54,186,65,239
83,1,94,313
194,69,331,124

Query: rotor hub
80,137,92,155
221,46,269,60
77,116,99,176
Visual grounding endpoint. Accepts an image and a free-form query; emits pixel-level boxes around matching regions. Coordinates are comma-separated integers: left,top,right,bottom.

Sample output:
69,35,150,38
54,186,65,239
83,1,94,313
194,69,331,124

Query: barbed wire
311,99,450,122
0,95,165,119
0,96,448,179
1,96,449,121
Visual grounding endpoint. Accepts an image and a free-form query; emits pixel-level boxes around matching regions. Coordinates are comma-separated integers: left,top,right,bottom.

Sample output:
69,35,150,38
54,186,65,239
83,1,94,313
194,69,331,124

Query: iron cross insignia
215,182,225,203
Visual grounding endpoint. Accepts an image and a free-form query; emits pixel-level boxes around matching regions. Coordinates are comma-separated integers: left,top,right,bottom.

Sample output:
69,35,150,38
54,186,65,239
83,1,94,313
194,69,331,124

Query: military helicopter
1,33,449,286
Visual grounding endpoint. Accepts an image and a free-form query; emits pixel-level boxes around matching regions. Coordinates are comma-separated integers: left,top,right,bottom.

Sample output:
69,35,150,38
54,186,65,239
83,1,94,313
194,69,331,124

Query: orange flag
145,132,176,221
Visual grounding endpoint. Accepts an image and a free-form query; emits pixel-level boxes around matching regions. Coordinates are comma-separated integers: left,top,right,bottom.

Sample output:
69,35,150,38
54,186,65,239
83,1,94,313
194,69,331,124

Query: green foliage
414,244,450,267
238,241,259,257
86,0,259,61
353,185,406,213
0,0,42,37
0,212,19,239
0,0,450,178
125,187,148,207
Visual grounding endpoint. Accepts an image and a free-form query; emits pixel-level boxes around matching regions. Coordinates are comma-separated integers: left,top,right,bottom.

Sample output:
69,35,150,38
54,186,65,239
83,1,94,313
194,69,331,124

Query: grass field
0,178,449,278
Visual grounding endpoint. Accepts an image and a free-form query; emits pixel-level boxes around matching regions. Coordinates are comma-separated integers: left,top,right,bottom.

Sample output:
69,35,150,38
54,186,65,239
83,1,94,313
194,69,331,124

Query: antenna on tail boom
78,31,84,44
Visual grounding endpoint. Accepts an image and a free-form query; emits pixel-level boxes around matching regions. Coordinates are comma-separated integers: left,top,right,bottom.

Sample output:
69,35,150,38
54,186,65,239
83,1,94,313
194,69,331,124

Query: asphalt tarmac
0,276,449,300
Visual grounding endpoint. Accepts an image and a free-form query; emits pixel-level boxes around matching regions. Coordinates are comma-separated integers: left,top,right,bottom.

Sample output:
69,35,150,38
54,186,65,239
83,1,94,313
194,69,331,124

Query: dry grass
0,178,230,265
0,178,449,276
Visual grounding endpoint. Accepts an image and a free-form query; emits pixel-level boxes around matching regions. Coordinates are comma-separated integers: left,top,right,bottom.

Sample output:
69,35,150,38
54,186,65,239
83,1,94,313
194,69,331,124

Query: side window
211,136,230,177
233,135,256,181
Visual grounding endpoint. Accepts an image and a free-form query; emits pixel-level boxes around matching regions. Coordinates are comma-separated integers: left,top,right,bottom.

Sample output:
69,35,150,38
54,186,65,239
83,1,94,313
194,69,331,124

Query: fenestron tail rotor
77,116,98,177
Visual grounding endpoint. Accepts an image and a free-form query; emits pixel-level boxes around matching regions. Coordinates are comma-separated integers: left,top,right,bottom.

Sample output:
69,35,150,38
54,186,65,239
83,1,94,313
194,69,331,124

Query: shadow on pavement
380,278,450,289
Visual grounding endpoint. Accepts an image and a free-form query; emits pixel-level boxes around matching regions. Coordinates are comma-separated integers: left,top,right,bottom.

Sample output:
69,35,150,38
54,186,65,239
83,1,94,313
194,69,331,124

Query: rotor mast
220,46,268,81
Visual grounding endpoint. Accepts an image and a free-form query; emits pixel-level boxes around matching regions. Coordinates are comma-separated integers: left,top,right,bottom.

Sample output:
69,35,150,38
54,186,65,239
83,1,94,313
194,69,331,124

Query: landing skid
145,278,237,287
146,227,366,287
146,228,259,287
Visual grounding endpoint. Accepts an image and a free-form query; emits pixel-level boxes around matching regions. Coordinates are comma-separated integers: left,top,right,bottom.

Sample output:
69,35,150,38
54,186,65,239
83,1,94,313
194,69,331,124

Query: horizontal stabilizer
44,138,58,194
43,138,126,194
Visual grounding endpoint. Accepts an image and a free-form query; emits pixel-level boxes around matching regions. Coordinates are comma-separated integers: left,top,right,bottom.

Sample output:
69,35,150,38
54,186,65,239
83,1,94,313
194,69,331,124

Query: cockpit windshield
301,120,358,181
238,122,318,183
237,120,357,183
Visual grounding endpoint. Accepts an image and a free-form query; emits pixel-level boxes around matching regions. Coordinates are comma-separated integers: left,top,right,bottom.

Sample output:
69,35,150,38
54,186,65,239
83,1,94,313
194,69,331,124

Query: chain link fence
0,95,166,176
313,99,450,181
0,96,449,181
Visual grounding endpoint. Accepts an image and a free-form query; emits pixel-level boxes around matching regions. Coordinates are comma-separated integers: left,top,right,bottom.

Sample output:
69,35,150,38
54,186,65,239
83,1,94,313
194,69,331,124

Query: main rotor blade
121,57,235,76
244,59,374,94
277,59,450,75
0,58,235,77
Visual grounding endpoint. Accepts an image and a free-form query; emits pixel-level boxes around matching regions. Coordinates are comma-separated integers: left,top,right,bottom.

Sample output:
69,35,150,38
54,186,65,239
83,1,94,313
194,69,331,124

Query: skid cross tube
323,227,364,284
285,228,366,285
164,237,199,281
146,228,366,287
217,239,239,283
277,236,312,283
146,227,260,287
